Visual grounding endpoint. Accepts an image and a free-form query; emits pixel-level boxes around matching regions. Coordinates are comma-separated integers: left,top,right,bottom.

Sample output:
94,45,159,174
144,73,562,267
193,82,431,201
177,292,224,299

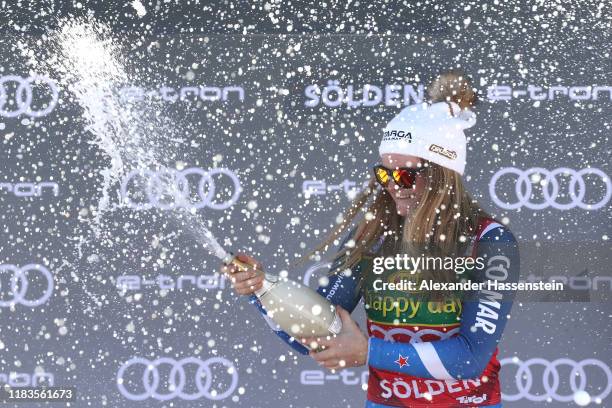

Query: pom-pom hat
379,101,476,175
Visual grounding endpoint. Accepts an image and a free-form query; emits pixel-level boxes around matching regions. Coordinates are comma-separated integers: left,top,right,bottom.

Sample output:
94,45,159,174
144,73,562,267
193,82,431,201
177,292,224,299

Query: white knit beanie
378,101,477,175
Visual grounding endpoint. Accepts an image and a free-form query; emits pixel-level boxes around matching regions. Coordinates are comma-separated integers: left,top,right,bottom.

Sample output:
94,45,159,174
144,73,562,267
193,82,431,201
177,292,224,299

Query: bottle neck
254,274,278,298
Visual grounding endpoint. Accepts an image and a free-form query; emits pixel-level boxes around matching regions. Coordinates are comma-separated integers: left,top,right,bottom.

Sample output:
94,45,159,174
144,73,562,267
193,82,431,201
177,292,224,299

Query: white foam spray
28,18,230,258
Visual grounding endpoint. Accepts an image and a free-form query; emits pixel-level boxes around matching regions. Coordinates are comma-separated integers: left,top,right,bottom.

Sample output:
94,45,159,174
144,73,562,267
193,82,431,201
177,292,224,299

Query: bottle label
255,276,277,298
328,309,342,334
264,273,279,283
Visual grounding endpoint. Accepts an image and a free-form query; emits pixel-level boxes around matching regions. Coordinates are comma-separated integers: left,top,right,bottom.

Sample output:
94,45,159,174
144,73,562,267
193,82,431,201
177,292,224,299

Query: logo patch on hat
383,130,412,142
429,144,457,160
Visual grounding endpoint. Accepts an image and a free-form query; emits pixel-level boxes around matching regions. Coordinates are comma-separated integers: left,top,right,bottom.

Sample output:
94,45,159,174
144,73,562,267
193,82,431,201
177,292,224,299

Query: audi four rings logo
117,357,238,401
490,167,611,210
120,167,242,210
0,264,54,307
0,75,59,118
500,357,611,402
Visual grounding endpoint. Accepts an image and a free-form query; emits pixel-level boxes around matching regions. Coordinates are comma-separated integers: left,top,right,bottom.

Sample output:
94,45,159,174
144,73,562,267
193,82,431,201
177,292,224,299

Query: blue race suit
252,217,519,407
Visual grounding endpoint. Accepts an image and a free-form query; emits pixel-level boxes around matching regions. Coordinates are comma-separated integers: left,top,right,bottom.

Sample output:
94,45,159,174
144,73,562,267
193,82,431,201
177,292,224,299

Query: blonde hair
296,70,489,295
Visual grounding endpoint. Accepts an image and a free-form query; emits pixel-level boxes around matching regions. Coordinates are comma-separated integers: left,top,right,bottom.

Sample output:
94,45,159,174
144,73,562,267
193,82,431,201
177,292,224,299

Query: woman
223,71,519,408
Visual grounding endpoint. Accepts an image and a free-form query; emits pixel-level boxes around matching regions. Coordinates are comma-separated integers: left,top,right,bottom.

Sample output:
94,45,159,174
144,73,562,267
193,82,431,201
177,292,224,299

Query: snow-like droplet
131,0,147,17
573,391,591,406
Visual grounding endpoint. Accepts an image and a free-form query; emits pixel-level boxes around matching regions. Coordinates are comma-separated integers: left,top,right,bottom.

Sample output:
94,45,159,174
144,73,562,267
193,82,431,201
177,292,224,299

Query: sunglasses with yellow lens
373,165,426,189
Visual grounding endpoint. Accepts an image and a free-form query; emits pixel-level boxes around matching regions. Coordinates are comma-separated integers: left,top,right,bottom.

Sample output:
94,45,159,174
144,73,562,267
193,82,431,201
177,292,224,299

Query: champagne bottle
223,254,342,342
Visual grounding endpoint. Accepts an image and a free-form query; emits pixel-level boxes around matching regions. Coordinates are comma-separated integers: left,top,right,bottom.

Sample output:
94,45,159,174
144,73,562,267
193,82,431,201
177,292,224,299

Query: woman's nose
387,180,400,192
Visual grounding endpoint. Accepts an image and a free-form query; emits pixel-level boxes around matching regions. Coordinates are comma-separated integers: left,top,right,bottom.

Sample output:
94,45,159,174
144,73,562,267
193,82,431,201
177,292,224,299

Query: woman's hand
220,252,265,295
301,306,368,371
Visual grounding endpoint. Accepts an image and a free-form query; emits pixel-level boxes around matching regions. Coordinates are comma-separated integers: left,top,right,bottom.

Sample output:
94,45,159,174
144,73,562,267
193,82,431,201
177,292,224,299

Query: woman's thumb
336,306,353,325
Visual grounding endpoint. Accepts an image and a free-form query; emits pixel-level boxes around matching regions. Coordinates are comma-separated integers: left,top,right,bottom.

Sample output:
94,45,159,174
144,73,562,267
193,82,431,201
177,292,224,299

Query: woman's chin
394,198,413,215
